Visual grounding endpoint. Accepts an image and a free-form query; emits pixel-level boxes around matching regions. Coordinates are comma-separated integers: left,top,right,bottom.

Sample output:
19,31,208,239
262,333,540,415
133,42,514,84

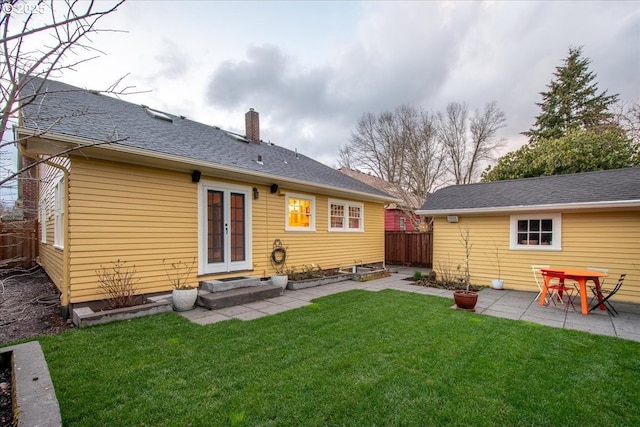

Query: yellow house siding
62,158,386,304
68,157,198,303
245,187,384,277
432,210,640,303
560,212,640,302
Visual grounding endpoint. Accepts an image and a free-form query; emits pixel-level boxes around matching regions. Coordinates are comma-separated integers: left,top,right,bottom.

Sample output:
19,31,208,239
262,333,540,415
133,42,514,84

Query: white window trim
509,213,562,251
39,201,47,243
285,193,316,232
53,178,64,249
328,199,364,232
197,180,253,275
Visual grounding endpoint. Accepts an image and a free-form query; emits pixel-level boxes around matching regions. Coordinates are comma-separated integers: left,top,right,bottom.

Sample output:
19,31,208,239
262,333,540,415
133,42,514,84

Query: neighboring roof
338,168,423,209
417,168,640,215
17,77,391,201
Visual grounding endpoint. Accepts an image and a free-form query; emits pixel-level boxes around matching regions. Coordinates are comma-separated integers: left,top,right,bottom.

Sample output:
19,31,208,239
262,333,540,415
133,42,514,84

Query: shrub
95,260,140,310
286,264,323,281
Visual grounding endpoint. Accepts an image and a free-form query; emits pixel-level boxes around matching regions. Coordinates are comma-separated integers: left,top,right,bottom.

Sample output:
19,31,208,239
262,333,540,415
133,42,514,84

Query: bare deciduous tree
437,101,506,185
340,109,408,185
0,1,140,188
613,100,640,148
2,0,126,141
403,109,445,203
0,0,135,268
340,104,447,204
341,100,505,224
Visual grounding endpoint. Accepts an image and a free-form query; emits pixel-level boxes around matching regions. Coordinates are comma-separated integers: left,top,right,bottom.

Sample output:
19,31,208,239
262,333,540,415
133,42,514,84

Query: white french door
199,181,252,274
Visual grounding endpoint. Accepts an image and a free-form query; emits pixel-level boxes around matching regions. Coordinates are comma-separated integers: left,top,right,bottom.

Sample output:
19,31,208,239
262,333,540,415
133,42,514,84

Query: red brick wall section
245,108,260,143
18,154,38,220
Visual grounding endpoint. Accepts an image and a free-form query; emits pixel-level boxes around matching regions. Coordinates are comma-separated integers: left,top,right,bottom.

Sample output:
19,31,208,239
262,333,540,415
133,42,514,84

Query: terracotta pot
453,290,478,311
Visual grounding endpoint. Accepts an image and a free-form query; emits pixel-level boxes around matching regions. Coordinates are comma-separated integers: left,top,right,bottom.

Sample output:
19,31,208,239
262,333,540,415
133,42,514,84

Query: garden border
1,341,62,427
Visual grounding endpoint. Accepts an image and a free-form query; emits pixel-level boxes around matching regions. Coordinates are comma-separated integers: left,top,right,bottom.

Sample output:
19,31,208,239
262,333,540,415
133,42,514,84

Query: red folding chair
542,270,577,312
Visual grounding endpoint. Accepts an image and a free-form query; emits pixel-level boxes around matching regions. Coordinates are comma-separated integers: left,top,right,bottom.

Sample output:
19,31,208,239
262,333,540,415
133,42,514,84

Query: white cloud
26,1,640,169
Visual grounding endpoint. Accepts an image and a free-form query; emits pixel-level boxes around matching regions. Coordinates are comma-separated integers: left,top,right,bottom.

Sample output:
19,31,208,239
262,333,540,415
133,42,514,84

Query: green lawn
36,290,640,426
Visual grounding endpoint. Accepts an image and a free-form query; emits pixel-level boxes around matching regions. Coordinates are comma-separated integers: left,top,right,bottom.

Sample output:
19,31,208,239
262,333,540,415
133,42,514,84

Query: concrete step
201,276,261,293
197,284,282,310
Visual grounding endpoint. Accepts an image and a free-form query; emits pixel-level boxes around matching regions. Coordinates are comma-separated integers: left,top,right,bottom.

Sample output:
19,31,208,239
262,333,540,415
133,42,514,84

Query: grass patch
34,290,640,426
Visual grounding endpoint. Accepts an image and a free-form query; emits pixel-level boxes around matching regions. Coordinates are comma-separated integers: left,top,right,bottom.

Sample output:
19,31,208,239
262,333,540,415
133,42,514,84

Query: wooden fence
385,231,433,268
0,220,38,269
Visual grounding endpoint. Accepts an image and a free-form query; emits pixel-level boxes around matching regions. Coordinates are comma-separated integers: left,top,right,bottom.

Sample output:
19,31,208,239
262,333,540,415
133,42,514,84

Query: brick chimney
245,108,260,143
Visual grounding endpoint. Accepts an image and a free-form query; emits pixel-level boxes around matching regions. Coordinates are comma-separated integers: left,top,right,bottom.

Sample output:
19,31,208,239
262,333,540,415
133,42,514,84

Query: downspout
17,141,72,319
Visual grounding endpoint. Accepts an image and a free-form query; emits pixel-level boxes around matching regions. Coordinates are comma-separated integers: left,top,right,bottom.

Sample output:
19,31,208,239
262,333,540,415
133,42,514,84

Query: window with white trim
53,178,64,248
285,193,315,231
39,201,47,243
510,213,561,251
399,217,406,231
328,199,364,232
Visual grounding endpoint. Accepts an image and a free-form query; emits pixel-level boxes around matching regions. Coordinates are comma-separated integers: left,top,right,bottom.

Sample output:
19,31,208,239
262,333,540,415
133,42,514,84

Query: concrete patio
178,267,640,343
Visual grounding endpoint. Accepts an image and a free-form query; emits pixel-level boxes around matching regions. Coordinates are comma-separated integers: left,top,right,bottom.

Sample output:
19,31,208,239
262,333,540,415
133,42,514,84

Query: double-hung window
53,178,64,249
329,199,364,232
510,213,561,251
286,193,315,231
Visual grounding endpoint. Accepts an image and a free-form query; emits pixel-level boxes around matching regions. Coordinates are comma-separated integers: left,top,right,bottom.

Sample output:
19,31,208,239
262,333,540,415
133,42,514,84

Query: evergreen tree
524,47,620,142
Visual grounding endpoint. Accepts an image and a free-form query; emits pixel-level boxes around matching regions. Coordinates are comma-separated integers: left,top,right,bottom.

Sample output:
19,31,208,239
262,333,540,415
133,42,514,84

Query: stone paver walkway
178,268,640,343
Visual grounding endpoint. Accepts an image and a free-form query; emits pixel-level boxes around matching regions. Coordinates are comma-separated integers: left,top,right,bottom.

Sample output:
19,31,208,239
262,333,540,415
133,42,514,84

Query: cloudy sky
22,1,640,168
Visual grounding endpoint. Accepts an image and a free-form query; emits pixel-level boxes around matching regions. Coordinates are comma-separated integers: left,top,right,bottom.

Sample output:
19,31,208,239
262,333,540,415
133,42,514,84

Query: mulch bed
0,267,73,425
406,277,485,292
0,267,71,345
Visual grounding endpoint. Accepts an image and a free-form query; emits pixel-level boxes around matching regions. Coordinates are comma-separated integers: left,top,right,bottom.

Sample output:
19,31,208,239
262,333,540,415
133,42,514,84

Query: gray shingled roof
419,168,640,213
19,77,391,199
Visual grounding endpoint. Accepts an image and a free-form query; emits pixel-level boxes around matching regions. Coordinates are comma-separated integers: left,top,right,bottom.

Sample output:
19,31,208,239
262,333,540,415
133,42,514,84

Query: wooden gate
385,231,433,268
0,220,38,269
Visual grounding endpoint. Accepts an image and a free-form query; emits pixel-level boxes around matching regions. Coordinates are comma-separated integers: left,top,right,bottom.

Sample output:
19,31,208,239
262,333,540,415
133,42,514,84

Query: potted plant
453,227,478,311
270,239,288,289
163,258,198,311
490,242,504,290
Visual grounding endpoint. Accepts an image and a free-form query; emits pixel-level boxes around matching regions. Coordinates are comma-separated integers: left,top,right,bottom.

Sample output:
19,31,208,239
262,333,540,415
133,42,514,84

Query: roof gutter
16,126,399,204
416,199,640,216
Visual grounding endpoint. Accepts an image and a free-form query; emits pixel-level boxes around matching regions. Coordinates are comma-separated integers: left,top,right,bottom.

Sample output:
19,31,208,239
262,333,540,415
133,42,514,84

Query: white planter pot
271,274,288,289
172,288,198,311
491,279,504,290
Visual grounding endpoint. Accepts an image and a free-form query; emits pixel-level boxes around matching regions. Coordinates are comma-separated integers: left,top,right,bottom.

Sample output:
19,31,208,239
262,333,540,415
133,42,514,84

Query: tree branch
0,135,128,187
0,1,125,44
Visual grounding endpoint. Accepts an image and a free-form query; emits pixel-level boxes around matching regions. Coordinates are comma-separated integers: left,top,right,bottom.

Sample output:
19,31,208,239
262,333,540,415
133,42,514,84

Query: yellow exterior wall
432,211,640,303
67,157,198,302
255,188,384,276
41,156,385,304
